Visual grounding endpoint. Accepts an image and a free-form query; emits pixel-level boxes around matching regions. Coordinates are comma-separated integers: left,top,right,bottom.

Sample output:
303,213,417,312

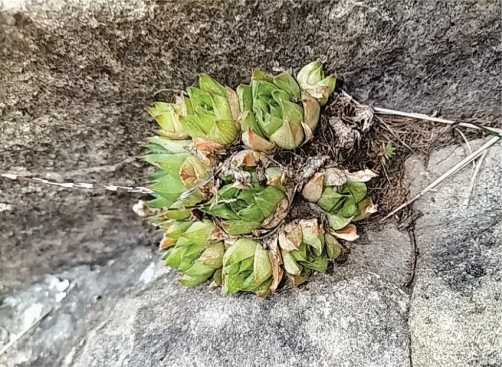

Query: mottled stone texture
408,143,502,367
0,0,500,282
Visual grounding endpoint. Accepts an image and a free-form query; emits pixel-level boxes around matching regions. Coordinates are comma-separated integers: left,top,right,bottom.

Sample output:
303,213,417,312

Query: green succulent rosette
278,219,342,285
222,238,273,297
162,219,224,286
148,74,240,148
203,164,289,235
143,136,210,211
296,61,337,106
237,67,326,151
302,168,378,240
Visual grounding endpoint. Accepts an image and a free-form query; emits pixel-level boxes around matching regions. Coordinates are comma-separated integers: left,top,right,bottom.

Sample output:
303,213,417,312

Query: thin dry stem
381,136,500,221
463,150,488,207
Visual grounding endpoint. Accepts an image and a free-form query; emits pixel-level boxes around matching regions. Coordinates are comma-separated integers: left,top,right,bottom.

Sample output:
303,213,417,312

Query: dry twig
380,136,500,221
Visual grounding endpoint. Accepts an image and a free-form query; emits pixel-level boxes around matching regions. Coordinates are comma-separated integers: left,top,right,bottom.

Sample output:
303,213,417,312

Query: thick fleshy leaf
327,213,353,231
198,241,225,268
343,181,368,203
159,209,191,220
148,102,187,137
222,220,262,235
300,219,323,254
208,119,238,145
280,100,304,125
241,111,264,136
238,203,266,222
151,174,186,200
255,186,287,218
237,84,253,113
325,233,342,260
271,89,291,105
179,115,207,139
181,220,214,246
146,137,191,154
261,197,290,229
203,203,240,220
199,73,226,96
302,256,328,273
255,278,273,298
164,247,183,268
261,112,283,137
142,153,186,172
297,61,324,85
225,87,241,124
317,187,348,212
338,197,357,218
251,68,273,82
179,273,211,287
318,75,337,95
251,245,272,287
282,251,302,276
269,120,297,149
273,72,301,99
287,269,311,286
211,94,234,121
223,238,257,265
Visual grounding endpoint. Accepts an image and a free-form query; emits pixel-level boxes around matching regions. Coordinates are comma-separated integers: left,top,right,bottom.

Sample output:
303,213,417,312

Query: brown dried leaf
324,167,347,186
302,172,324,202
331,224,359,242
267,236,284,292
261,197,289,229
242,128,275,152
278,221,303,251
232,150,268,167
345,169,378,182
159,236,176,250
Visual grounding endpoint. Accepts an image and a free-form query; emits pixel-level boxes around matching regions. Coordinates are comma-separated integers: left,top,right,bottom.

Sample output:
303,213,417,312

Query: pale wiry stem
0,307,53,356
463,150,488,207
373,106,502,136
0,173,152,194
381,136,500,221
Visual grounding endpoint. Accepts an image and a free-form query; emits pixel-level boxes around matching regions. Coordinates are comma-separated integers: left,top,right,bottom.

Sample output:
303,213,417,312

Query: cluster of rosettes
141,62,376,297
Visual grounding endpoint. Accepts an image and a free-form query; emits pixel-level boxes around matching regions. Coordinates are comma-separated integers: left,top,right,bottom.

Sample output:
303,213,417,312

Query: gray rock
69,271,410,367
408,142,502,367
1,0,501,282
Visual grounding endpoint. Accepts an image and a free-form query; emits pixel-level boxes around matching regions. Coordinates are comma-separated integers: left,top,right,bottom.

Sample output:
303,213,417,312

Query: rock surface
408,142,502,367
1,1,501,367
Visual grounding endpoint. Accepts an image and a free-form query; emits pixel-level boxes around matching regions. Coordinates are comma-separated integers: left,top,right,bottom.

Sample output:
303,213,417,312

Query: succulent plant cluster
140,62,377,297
